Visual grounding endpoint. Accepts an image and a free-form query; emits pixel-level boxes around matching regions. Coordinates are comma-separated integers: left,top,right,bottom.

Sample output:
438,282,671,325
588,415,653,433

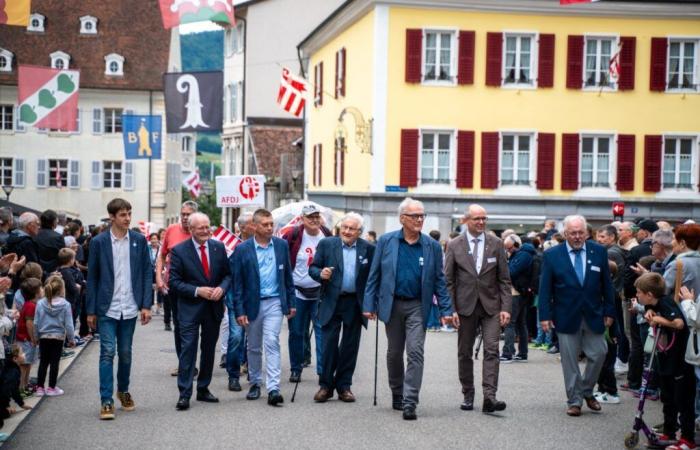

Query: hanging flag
158,0,235,29
55,166,62,188
560,0,599,4
276,215,302,238
609,43,622,83
0,0,30,26
138,220,156,236
212,225,242,256
164,71,223,132
277,68,308,118
123,115,162,160
17,65,80,131
183,170,202,198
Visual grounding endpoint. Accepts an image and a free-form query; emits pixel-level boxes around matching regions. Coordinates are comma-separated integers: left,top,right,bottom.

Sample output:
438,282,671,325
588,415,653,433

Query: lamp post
2,185,13,202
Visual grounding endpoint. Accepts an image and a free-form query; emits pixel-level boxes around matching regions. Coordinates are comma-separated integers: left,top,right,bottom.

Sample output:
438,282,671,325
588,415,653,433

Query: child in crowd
33,276,75,397
0,345,33,414
594,261,621,404
15,278,42,396
12,262,43,314
57,248,86,347
635,272,696,450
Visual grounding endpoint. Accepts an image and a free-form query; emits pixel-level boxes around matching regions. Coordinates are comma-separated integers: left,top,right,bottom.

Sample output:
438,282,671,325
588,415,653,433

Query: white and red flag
212,225,242,256
609,43,622,83
18,65,80,131
277,68,308,118
560,0,599,4
138,220,156,236
54,166,62,188
276,215,302,238
183,170,202,198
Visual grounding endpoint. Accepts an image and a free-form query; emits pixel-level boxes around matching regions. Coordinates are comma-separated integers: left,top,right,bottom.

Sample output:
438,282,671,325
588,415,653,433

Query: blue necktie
573,249,584,285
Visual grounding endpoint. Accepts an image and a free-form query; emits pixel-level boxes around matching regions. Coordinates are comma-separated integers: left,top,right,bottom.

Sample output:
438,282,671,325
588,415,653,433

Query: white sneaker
614,359,628,375
595,392,620,404
440,325,456,333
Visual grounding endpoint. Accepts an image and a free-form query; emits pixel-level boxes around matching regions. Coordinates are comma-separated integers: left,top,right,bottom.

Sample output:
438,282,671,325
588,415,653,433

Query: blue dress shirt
565,241,587,285
341,241,357,294
395,231,423,299
255,238,279,298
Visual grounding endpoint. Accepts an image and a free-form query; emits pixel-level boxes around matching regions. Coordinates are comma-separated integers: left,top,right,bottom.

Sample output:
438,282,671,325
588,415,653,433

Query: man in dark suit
363,198,453,420
538,214,615,417
232,208,296,406
445,204,512,414
86,198,153,420
309,212,375,403
169,212,231,411
35,209,65,274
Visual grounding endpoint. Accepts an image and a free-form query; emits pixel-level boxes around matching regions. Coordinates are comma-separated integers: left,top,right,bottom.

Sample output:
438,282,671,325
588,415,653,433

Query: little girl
33,276,75,397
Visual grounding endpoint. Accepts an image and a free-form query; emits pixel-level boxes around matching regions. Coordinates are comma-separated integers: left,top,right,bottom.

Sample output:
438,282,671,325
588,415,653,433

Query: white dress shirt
107,230,139,320
466,231,485,274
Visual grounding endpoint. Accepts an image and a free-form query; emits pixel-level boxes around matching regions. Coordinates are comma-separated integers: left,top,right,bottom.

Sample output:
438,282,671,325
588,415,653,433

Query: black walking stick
291,325,314,403
373,314,379,406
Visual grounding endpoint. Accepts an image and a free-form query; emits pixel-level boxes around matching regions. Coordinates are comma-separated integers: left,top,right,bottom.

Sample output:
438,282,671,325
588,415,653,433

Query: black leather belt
340,292,356,297
395,295,419,301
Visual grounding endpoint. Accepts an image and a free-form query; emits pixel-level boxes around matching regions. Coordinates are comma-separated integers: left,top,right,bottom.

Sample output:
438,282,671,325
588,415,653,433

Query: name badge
591,265,601,272
487,257,496,263
419,257,424,267
361,258,368,265
278,264,284,270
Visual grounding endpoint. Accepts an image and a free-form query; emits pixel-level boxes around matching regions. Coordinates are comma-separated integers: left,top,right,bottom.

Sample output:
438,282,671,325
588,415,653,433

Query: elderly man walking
538,215,615,417
363,198,453,420
445,204,512,413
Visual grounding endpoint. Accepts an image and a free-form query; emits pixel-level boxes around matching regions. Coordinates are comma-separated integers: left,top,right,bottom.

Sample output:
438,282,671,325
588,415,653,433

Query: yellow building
299,0,700,234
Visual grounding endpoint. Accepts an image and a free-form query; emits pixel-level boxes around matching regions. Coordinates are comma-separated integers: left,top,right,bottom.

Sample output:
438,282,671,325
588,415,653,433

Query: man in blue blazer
309,212,375,403
232,208,296,406
538,214,615,417
363,198,453,420
169,212,231,411
87,198,153,420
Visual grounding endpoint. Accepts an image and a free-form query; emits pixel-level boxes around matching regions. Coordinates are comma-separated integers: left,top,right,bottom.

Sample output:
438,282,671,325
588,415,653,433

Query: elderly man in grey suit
445,204,512,414
363,198,453,421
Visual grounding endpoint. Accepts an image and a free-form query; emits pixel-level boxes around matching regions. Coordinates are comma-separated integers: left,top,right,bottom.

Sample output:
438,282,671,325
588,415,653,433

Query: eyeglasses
402,213,426,221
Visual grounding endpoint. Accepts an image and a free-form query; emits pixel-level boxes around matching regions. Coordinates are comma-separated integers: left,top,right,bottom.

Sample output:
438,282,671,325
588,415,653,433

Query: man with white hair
538,215,615,417
309,212,375,402
5,212,40,264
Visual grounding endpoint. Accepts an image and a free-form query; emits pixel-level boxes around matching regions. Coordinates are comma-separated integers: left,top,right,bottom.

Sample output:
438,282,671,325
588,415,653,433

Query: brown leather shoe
566,405,582,417
584,396,602,412
313,388,333,403
338,389,356,403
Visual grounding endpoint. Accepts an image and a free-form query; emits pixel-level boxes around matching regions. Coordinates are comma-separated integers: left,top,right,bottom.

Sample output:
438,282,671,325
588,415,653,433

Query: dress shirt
192,239,210,298
341,241,357,294
107,230,138,320
395,231,423,299
565,241,587,285
255,238,279,298
466,231,485,273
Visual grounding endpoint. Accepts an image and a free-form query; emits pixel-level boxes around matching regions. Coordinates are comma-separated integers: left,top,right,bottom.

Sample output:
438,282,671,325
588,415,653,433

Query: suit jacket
86,229,153,317
445,233,512,316
35,228,65,273
362,230,452,328
169,238,231,322
537,241,615,334
309,237,375,327
231,237,295,321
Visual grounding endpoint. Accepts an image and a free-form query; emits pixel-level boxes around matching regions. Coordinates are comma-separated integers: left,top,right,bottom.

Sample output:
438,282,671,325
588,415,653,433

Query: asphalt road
5,314,662,450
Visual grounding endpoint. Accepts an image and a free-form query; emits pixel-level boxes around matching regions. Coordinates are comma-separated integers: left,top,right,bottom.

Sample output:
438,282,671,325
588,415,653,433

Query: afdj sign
216,175,266,207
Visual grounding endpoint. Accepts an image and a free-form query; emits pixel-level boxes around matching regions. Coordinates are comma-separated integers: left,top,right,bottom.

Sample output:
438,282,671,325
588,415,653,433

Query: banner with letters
216,175,266,208
122,115,162,159
163,71,223,132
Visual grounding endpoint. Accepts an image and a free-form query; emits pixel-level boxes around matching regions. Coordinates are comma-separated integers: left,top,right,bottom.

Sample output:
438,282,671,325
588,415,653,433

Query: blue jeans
226,307,245,380
98,316,137,404
426,302,441,329
533,303,552,346
288,297,323,374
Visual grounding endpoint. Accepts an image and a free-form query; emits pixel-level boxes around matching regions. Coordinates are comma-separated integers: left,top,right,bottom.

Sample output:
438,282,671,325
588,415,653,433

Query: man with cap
282,204,332,382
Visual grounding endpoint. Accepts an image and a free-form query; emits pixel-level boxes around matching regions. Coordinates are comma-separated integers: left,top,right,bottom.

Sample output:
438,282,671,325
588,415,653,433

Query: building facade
0,0,187,226
299,0,700,236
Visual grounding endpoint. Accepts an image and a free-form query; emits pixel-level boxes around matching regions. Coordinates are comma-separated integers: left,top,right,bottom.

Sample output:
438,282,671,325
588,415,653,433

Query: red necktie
200,244,210,279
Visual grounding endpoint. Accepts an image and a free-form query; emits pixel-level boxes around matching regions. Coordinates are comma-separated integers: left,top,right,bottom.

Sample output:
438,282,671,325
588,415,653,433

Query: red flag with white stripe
212,225,242,256
183,170,202,198
138,220,156,236
276,215,302,238
277,68,308,118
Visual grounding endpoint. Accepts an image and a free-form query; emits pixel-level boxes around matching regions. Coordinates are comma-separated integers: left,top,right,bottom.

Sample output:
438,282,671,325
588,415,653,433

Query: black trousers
319,295,363,391
162,291,172,325
169,291,181,356
660,363,696,442
627,315,643,388
597,337,618,395
37,338,63,388
177,301,221,399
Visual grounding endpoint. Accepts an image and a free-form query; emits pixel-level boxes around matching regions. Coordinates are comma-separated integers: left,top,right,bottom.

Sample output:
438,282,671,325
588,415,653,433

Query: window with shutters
103,161,122,188
667,39,699,92
48,159,68,188
103,108,124,133
0,158,12,186
314,63,323,106
503,34,536,87
580,136,614,188
0,105,13,131
500,133,534,186
313,144,322,186
584,37,617,90
662,136,697,189
420,131,453,184
423,31,456,83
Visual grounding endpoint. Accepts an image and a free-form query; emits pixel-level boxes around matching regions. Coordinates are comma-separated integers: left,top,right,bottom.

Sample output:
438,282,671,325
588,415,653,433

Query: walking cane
373,314,379,406
474,324,483,360
291,325,314,403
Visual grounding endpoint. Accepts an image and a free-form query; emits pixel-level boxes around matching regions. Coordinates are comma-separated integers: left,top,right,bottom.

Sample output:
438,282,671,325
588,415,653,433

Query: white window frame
502,32,538,89
0,158,13,187
422,29,457,86
0,49,13,73
579,133,616,190
583,34,619,92
0,105,14,132
50,51,70,70
336,48,345,97
313,144,321,186
314,63,322,106
418,129,455,186
661,134,699,192
47,158,69,188
103,160,123,189
666,37,700,93
79,15,98,34
104,53,124,76
27,13,45,32
103,108,124,134
498,132,536,187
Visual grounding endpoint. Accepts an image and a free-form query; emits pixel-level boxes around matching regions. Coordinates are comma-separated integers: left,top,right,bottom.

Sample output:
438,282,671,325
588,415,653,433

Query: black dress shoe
460,398,474,411
219,356,226,368
392,394,403,411
403,405,417,420
483,398,506,413
196,390,219,403
176,397,190,411
267,390,284,406
289,371,301,383
228,378,241,392
164,323,172,331
246,384,261,400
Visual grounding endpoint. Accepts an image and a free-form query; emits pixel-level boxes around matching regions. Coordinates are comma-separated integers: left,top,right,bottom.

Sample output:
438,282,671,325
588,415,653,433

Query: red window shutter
457,30,475,85
319,61,323,106
618,36,636,91
485,32,502,87
561,133,580,190
313,144,319,186
318,144,323,186
617,134,635,191
405,29,422,83
536,133,555,189
644,135,662,192
456,130,474,188
334,51,339,99
566,35,584,89
400,129,419,187
314,65,319,106
341,48,346,97
649,37,667,92
480,132,499,188
538,34,555,88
